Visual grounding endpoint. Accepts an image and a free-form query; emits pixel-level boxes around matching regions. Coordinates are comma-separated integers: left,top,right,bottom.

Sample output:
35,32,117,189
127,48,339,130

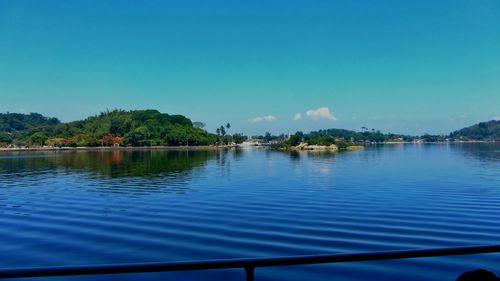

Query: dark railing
1,245,499,281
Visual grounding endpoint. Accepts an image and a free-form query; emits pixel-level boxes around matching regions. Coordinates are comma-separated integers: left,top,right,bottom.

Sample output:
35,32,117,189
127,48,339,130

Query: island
0,110,245,149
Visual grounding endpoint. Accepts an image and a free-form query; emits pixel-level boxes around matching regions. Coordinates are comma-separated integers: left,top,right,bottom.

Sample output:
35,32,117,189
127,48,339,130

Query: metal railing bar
0,245,499,279
244,267,254,281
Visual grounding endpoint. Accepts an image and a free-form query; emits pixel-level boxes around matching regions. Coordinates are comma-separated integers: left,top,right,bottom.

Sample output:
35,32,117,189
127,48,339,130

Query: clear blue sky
1,0,499,135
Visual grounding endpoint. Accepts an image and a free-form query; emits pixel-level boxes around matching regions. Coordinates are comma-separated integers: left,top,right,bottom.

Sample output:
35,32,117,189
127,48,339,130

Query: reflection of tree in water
0,150,217,177
232,147,244,160
0,150,218,195
278,150,337,161
453,143,499,163
215,149,229,167
212,148,245,179
0,152,61,179
61,150,217,179
289,151,301,161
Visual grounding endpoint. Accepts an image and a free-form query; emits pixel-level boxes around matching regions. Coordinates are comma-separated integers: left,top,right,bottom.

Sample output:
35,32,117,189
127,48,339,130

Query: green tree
288,132,302,146
30,132,48,146
0,132,12,144
125,126,150,146
219,126,226,136
193,122,206,129
263,132,272,143
232,133,247,144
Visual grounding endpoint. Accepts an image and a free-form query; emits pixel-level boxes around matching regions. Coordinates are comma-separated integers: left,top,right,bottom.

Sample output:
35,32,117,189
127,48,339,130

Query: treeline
0,110,247,147
258,120,499,147
305,128,415,143
450,120,499,141
1,111,497,148
258,128,414,147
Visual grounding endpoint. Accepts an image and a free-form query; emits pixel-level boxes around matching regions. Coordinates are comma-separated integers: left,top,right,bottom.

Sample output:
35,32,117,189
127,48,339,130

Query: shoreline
0,145,239,152
0,141,496,152
373,140,497,144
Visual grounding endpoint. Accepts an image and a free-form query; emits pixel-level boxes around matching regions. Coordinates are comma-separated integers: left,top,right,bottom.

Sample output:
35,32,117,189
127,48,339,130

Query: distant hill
0,113,60,144
268,121,499,146
0,112,60,133
307,121,500,142
450,120,500,141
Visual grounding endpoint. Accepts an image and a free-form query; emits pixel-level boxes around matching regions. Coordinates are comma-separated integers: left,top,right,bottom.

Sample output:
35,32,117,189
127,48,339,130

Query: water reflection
452,143,500,162
0,150,217,178
0,150,223,195
289,151,301,161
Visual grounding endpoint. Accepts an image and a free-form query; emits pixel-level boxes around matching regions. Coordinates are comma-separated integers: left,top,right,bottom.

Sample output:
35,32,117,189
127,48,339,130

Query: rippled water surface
0,144,499,281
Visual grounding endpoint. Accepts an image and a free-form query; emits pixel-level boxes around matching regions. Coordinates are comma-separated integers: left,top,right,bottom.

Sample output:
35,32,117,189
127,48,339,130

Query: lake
0,143,499,281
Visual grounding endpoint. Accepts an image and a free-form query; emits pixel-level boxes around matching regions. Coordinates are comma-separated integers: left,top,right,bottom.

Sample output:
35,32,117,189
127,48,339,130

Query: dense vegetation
0,110,246,147
265,128,415,148
0,113,60,145
1,110,497,148
264,120,499,148
450,120,499,141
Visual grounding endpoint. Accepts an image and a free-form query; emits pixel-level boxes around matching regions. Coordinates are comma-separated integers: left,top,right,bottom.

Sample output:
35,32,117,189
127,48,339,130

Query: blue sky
1,0,499,135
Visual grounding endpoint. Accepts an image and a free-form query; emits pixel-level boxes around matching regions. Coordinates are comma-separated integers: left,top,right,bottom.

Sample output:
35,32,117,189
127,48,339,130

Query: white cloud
293,113,302,121
306,107,337,121
249,115,276,123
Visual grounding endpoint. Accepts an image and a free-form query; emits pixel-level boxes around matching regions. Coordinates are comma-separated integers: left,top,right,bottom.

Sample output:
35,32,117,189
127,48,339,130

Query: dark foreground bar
1,245,499,281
